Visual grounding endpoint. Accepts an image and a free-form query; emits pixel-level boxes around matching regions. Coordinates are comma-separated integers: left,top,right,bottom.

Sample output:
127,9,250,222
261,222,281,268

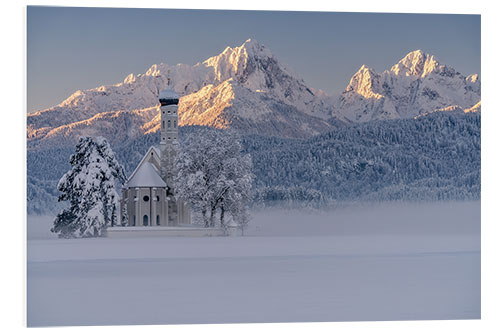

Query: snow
159,87,179,100
390,50,440,77
27,42,481,148
27,201,480,326
336,50,481,122
27,38,334,146
125,161,166,188
52,137,124,237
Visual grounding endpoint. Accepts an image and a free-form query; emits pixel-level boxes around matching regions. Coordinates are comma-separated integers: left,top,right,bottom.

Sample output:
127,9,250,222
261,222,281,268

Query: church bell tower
158,75,179,192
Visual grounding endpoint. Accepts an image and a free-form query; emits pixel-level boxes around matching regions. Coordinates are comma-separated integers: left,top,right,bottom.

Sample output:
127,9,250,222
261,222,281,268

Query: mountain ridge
27,40,480,148
334,50,480,122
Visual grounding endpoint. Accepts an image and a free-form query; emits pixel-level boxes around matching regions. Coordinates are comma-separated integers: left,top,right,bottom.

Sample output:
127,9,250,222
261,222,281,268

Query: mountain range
335,50,480,122
27,39,480,148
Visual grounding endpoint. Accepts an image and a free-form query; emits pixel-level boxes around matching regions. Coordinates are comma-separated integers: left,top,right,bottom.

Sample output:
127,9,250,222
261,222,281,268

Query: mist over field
247,200,480,236
28,200,480,239
27,201,480,326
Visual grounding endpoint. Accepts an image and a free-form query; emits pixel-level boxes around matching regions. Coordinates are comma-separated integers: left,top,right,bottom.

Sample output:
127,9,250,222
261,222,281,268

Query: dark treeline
27,112,480,214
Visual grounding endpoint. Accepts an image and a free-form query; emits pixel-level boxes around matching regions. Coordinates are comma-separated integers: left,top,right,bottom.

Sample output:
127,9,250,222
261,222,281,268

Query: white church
118,82,192,228
107,81,236,237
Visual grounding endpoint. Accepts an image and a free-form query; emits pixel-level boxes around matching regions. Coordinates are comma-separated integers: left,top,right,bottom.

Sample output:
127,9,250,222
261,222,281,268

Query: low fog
247,201,480,237
28,201,480,240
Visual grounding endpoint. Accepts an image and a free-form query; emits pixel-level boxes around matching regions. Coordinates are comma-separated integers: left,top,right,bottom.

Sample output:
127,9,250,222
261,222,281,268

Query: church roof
159,86,179,106
151,146,161,157
159,87,179,100
125,161,166,188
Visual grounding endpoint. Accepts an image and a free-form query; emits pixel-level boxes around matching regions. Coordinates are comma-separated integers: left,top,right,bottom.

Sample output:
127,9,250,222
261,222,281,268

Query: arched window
143,215,148,226
162,120,165,129
156,196,160,202
174,120,177,128
156,215,160,226
168,120,171,128
132,215,136,226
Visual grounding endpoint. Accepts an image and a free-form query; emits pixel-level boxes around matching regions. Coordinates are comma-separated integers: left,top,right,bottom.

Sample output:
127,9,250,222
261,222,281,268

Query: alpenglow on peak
390,50,441,77
202,38,274,70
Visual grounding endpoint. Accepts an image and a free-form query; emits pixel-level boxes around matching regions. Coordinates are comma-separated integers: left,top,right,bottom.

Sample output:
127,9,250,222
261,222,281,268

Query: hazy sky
27,7,480,113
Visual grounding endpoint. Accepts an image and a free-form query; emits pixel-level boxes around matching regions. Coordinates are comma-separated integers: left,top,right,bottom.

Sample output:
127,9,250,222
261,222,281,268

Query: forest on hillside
27,112,480,214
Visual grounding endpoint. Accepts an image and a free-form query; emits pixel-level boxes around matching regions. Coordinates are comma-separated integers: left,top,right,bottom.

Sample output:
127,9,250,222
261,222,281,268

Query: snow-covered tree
216,152,253,229
51,137,126,238
174,128,253,228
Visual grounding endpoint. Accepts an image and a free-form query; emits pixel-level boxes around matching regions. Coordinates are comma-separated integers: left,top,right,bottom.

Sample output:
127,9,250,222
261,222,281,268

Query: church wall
125,187,170,227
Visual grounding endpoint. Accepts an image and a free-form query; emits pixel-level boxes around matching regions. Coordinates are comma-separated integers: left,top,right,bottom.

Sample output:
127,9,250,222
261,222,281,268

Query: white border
3,1,498,332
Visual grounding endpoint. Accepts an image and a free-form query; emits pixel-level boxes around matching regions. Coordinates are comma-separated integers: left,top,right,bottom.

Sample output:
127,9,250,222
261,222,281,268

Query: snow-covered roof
125,162,166,188
151,146,161,157
159,87,179,100
124,146,166,189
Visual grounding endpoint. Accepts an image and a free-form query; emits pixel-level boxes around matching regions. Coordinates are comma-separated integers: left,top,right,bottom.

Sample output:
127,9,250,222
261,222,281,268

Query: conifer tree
51,137,126,238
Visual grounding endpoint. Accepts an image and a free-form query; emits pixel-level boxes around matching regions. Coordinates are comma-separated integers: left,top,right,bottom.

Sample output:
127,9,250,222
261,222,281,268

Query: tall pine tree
51,137,126,238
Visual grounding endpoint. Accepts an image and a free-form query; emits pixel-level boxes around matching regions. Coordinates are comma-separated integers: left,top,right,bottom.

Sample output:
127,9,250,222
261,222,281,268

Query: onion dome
159,87,179,106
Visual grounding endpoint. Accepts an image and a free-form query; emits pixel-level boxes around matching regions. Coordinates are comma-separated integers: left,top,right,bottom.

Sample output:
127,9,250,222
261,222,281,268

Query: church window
143,215,148,226
156,215,160,226
156,196,160,201
143,195,150,202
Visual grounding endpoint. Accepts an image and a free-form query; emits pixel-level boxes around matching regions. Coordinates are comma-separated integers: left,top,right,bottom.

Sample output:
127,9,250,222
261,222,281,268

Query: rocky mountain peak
390,50,440,77
202,39,275,82
345,65,382,99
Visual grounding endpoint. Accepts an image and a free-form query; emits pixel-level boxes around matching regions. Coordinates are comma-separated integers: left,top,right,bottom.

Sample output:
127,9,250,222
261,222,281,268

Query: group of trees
244,112,481,207
50,129,253,238
174,128,253,232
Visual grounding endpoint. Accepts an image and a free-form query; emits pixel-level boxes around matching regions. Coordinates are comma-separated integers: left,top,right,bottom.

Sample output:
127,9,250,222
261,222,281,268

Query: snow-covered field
27,201,480,326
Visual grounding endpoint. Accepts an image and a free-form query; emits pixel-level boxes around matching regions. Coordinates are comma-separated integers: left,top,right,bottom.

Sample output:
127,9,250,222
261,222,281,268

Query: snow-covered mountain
27,43,481,148
334,50,481,122
28,39,334,146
